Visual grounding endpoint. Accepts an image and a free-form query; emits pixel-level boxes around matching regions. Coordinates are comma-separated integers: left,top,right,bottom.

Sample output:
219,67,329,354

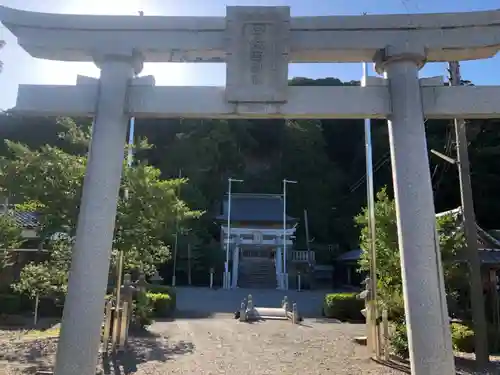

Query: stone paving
174,286,329,318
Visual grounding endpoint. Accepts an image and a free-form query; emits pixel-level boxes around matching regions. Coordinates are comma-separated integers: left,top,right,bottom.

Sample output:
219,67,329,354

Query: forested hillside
1,77,499,252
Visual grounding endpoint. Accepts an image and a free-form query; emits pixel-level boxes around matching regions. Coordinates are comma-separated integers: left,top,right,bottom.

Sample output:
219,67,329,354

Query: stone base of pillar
276,273,287,290
223,271,232,289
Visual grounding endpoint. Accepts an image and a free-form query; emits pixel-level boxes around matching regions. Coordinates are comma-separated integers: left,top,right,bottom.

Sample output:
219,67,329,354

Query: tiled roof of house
437,207,500,250
215,193,297,223
0,205,39,229
339,207,500,264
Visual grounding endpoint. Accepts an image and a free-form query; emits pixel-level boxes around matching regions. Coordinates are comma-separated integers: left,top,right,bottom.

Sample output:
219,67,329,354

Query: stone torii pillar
375,45,455,374
54,53,143,375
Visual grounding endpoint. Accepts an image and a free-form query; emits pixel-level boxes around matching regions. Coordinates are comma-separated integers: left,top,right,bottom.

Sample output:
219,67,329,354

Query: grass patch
21,327,60,340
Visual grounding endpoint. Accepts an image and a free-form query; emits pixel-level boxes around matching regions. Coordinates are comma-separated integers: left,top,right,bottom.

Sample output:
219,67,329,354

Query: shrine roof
339,207,500,264
215,193,297,223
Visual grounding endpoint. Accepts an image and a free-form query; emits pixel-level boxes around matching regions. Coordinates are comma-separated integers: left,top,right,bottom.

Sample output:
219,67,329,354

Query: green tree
355,187,467,319
0,213,24,270
1,118,200,295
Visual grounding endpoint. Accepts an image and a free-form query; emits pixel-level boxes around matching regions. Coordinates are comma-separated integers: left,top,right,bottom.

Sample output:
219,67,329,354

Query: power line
349,152,391,194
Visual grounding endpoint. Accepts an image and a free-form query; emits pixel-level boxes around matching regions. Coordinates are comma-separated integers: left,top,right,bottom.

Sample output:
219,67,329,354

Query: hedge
391,322,488,358
146,285,177,311
450,322,475,353
0,293,63,317
323,293,364,321
146,292,174,317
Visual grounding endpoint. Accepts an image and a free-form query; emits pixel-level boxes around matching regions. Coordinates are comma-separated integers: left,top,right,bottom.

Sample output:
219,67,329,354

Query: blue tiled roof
12,210,39,229
1,205,39,229
215,193,296,223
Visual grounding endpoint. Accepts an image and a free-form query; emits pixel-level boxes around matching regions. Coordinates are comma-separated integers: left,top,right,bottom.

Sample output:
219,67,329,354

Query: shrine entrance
241,248,274,260
2,4,500,375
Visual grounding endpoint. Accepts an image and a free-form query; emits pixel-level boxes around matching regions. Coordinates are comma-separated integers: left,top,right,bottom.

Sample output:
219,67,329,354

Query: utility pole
448,61,489,367
303,209,314,290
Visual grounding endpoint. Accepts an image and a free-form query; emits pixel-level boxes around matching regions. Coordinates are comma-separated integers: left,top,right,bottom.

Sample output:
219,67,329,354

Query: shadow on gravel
101,329,195,375
375,355,500,375
0,326,195,375
0,336,58,374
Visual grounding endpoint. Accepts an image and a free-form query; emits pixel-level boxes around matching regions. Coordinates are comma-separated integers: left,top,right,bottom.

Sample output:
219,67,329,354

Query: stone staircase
238,258,277,288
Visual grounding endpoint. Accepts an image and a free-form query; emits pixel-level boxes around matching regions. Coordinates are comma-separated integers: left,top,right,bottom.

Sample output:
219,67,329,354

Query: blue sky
0,0,499,109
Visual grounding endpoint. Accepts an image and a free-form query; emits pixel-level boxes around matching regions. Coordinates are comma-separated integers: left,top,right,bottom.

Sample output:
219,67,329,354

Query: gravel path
0,317,402,375
140,317,403,375
1,317,500,374
1,287,499,374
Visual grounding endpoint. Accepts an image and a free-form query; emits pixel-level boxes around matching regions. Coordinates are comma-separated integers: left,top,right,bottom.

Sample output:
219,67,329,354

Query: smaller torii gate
1,5,500,375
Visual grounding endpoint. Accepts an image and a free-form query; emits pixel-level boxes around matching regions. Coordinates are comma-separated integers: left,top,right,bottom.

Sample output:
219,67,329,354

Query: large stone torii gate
1,5,500,375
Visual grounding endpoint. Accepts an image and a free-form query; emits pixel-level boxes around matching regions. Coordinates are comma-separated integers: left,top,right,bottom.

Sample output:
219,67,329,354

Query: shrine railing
291,250,315,263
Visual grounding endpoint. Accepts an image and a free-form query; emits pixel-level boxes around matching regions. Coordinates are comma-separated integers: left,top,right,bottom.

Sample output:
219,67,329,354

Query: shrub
131,291,154,328
0,293,64,317
323,293,364,321
451,322,475,353
390,322,478,358
146,292,174,317
146,284,176,308
390,322,409,358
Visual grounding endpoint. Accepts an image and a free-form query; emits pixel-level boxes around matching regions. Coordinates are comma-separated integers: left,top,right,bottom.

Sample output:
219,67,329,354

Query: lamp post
114,113,136,316
362,62,379,358
283,179,297,290
225,177,243,289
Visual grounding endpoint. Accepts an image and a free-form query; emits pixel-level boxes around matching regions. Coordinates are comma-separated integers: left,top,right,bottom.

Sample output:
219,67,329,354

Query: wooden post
118,301,129,350
102,299,112,352
111,306,120,351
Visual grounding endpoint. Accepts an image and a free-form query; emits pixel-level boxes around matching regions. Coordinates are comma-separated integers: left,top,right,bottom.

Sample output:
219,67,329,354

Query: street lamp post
114,115,135,317
283,179,297,290
362,62,379,358
225,177,243,289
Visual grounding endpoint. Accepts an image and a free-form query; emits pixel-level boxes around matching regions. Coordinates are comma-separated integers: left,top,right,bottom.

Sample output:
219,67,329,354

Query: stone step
239,280,277,288
238,259,277,288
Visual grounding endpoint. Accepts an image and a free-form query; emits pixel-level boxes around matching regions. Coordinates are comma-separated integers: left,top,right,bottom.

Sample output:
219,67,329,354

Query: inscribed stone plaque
225,6,290,103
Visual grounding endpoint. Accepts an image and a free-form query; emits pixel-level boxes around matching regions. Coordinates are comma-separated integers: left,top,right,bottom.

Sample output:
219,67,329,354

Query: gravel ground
1,317,499,375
